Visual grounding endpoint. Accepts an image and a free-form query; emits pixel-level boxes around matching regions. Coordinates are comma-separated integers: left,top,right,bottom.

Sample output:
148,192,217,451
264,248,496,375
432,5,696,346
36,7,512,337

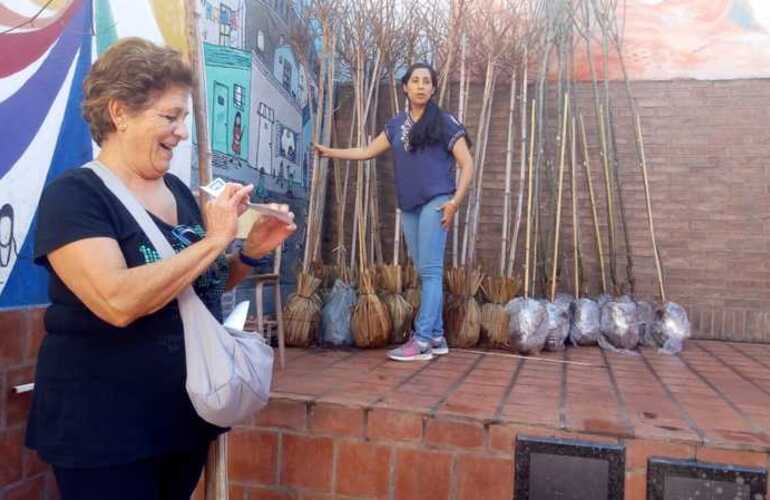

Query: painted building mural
0,0,315,308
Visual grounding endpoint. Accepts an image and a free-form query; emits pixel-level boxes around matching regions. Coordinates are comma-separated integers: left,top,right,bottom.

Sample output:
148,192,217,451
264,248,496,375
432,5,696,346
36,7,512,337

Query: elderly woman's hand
241,204,296,259
204,182,254,249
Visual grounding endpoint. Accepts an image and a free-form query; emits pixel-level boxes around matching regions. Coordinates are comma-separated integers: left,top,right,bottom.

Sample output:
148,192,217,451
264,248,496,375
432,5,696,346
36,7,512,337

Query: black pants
53,445,208,500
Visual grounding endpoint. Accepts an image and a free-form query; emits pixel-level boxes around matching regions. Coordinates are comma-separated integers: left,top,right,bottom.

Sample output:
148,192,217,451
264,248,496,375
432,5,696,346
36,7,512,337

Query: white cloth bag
87,162,273,427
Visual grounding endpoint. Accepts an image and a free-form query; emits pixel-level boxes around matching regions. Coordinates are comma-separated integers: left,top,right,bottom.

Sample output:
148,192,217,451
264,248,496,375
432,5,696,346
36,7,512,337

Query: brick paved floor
271,340,770,452
205,340,770,499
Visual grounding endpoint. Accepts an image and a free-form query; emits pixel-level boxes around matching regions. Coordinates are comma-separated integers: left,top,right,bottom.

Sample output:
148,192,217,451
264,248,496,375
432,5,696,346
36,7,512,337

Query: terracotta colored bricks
0,429,24,487
625,471,646,500
309,403,365,438
228,428,279,485
625,439,696,470
253,398,308,431
280,434,334,492
425,418,485,450
334,441,391,497
456,455,514,500
0,310,26,369
367,408,423,442
4,474,45,500
696,447,769,468
394,448,452,500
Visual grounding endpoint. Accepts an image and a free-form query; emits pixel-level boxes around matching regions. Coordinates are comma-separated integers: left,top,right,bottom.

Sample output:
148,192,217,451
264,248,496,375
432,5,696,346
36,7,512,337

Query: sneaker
388,337,434,362
432,336,450,356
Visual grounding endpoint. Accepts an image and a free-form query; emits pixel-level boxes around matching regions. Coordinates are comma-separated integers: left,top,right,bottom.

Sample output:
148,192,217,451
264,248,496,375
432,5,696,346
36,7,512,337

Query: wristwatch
238,249,262,267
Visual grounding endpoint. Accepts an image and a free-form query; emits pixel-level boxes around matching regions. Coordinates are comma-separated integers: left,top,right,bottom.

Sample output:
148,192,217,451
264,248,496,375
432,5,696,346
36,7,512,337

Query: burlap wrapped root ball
598,295,640,352
443,268,484,348
505,297,548,354
284,272,322,347
380,265,414,344
403,263,421,314
480,276,519,347
351,270,391,348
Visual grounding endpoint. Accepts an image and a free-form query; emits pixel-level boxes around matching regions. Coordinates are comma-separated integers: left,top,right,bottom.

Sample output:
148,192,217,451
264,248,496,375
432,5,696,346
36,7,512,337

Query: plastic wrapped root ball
321,279,357,346
596,293,612,311
598,296,640,352
569,298,601,346
555,292,574,310
505,297,549,354
650,302,690,355
544,301,571,352
635,300,657,347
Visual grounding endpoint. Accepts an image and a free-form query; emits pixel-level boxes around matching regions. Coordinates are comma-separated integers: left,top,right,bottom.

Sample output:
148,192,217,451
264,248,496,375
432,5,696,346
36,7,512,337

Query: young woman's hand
241,204,297,259
314,143,332,158
438,199,459,230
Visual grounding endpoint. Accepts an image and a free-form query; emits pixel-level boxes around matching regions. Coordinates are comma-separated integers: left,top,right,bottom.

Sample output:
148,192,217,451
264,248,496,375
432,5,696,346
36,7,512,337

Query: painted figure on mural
24,38,295,500
231,110,243,156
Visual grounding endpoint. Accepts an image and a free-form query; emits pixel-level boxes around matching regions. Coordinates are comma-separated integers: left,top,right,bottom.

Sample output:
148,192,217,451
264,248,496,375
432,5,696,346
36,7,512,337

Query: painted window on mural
276,123,297,163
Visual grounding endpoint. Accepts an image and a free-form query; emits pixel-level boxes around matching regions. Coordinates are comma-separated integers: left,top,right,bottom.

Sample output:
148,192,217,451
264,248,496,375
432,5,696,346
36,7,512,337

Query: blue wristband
238,250,262,267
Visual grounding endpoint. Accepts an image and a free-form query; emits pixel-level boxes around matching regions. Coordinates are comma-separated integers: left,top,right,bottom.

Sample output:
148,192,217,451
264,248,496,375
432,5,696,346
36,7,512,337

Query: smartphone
200,178,294,225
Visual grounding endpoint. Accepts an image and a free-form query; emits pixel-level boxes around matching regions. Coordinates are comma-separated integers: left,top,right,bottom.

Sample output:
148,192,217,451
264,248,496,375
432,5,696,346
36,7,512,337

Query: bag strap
85,160,194,290
85,161,179,259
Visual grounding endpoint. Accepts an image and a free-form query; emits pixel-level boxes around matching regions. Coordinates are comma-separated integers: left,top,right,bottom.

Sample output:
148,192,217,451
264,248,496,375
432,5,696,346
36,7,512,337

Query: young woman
316,63,474,361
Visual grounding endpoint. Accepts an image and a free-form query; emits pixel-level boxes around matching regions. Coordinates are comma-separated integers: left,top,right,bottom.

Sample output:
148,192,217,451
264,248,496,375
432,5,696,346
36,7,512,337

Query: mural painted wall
0,0,316,308
0,0,191,307
202,0,315,287
204,43,251,161
574,0,770,80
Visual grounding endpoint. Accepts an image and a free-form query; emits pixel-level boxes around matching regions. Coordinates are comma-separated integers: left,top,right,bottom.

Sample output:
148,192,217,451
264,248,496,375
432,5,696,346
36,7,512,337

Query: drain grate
647,457,767,500
515,435,625,500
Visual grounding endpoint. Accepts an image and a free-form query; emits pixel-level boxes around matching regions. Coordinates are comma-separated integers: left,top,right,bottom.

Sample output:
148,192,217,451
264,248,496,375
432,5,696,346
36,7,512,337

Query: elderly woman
25,38,295,499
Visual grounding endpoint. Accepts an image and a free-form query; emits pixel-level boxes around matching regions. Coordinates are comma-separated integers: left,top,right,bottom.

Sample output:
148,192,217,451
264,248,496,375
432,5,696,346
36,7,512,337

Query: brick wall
325,79,770,343
0,307,58,500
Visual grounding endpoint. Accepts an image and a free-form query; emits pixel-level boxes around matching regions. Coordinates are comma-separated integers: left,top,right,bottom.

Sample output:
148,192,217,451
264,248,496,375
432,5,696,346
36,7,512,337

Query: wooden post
635,112,666,302
578,113,607,294
550,93,569,302
184,0,212,189
570,116,579,299
523,99,536,299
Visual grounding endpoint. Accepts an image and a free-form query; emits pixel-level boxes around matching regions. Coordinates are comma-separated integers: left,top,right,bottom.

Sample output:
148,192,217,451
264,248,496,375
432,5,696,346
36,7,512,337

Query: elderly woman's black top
26,167,228,468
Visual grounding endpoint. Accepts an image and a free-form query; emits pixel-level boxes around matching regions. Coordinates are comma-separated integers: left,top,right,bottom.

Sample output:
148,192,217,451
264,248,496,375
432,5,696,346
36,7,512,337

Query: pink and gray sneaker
388,337,434,362
432,336,449,356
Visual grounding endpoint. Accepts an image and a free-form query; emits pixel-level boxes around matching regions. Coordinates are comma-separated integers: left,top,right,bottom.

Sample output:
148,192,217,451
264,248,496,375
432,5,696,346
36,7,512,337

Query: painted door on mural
212,82,229,154
256,102,274,174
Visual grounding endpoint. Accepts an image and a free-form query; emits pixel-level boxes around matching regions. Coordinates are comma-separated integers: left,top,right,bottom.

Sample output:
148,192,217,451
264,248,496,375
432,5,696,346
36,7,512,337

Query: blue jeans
401,194,450,344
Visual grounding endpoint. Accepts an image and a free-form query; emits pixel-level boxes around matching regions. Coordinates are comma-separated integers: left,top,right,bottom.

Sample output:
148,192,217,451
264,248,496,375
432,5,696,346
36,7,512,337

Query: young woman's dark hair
401,63,472,150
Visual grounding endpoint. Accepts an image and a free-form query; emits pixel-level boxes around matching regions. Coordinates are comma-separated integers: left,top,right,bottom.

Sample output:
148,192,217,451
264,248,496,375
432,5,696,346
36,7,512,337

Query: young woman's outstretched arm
315,132,390,161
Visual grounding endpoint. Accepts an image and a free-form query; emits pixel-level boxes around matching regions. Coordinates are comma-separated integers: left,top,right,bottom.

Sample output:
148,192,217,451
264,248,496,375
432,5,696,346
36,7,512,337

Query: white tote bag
87,162,273,427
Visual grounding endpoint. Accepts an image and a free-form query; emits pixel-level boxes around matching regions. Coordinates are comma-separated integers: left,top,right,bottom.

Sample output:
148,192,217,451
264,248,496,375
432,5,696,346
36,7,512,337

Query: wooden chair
254,245,285,369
